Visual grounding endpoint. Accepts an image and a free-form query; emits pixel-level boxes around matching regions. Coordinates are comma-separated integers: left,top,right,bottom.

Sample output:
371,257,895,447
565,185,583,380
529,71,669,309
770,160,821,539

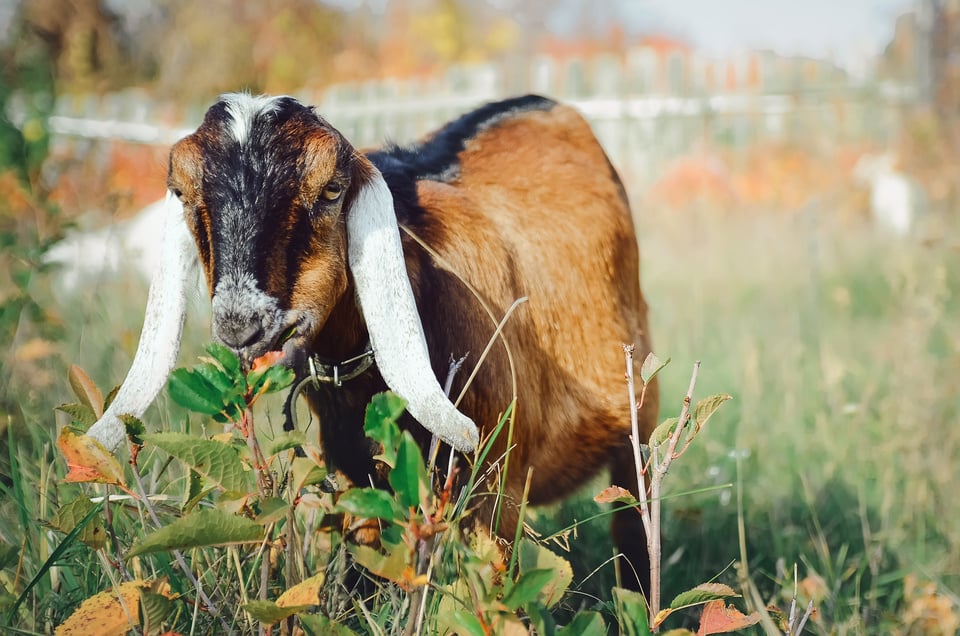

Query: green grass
2,199,959,633
635,204,960,628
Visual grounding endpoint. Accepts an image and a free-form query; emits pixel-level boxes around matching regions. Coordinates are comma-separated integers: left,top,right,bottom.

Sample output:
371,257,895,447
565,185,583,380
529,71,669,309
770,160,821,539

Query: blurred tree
22,0,134,92
378,0,519,77
152,0,348,98
930,0,959,140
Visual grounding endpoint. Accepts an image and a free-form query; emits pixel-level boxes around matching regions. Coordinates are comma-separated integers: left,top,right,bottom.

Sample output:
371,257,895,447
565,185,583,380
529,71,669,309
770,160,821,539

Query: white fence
46,53,913,190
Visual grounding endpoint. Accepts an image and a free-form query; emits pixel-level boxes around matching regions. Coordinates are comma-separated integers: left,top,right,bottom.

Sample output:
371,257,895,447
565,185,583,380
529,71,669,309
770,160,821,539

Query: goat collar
307,346,376,388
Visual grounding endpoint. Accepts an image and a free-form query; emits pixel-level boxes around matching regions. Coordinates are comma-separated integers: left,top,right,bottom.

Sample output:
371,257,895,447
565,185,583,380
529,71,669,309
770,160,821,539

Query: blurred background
1,0,958,631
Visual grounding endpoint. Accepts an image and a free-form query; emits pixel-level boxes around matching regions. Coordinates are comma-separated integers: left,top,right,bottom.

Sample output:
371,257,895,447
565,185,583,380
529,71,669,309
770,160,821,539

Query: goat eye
321,183,343,202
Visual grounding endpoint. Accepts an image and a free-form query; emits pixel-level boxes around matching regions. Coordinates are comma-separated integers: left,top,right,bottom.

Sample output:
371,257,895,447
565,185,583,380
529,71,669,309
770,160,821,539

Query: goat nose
214,317,264,350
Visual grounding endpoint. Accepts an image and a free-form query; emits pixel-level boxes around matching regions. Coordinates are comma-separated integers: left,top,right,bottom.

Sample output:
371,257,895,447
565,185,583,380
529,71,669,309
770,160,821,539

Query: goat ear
86,192,199,451
346,160,479,452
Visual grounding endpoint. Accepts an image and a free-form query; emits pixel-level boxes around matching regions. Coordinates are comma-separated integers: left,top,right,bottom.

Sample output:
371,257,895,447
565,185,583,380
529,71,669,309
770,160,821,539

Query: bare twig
794,599,815,634
623,346,653,543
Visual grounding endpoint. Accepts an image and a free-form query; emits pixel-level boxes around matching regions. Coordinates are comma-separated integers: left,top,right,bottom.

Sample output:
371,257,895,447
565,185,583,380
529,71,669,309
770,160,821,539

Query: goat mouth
269,316,315,372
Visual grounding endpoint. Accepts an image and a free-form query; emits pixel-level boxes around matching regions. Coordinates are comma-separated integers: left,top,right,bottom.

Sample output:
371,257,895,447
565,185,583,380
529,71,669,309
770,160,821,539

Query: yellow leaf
55,580,151,636
653,608,674,627
57,429,128,489
276,572,325,608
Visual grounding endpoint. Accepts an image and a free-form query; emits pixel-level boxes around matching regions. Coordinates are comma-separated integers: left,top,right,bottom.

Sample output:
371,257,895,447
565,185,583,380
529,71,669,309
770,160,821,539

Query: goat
85,93,659,591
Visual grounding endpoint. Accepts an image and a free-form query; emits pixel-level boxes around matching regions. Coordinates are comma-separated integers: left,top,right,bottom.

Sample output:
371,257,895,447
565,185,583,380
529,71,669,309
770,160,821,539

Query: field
535,194,959,632
1,158,959,634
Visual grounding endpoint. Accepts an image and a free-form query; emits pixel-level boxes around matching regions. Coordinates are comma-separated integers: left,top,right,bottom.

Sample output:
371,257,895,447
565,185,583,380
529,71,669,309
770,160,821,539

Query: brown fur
170,97,658,591
398,106,659,588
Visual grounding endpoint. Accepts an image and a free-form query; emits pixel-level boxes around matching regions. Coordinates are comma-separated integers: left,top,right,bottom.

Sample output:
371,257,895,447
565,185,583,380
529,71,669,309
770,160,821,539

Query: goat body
86,93,658,590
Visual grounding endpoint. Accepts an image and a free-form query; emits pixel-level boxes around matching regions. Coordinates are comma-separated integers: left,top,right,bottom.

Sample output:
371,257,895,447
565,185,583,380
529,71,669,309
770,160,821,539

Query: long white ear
86,192,198,452
346,166,479,452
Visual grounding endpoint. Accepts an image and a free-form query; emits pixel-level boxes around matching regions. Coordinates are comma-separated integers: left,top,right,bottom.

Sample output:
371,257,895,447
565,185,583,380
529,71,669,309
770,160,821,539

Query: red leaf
594,485,636,504
697,600,761,635
57,428,127,489
251,350,284,372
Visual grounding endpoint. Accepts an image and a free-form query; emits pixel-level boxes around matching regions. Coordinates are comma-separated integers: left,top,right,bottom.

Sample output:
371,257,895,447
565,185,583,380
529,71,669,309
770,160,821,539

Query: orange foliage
896,574,960,635
646,143,870,218
647,155,736,211
48,144,167,221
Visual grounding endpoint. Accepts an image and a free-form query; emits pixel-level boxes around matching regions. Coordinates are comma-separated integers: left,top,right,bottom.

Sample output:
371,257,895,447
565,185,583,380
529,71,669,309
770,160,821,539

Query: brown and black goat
86,94,659,591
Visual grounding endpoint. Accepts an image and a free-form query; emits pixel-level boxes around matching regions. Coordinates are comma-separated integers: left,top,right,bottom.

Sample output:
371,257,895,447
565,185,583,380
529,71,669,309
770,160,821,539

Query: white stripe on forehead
220,93,289,145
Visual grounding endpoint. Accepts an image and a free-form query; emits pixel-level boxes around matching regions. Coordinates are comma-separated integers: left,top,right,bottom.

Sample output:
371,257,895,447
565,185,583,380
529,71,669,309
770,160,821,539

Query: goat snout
213,314,265,350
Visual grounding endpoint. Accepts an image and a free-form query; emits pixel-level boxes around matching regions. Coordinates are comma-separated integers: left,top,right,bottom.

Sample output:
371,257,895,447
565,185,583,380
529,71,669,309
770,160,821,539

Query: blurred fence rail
46,50,917,192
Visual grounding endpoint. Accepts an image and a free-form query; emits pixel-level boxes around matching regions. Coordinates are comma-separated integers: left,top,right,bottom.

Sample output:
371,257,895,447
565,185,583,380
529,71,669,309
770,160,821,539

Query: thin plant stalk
624,347,701,629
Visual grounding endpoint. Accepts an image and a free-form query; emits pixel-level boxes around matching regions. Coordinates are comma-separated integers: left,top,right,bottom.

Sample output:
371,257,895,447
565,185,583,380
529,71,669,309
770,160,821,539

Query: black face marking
190,96,351,293
172,94,357,361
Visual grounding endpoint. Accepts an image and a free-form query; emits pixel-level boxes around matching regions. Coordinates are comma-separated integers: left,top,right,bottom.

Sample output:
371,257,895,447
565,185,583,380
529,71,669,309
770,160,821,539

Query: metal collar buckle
308,347,376,388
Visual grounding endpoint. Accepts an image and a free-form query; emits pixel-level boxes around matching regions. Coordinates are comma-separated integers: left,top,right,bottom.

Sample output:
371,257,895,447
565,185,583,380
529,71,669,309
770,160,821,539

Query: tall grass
2,190,958,632
635,201,960,628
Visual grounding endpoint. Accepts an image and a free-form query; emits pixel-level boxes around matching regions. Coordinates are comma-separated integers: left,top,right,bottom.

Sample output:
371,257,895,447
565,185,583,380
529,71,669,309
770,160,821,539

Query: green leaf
127,508,264,557
193,361,238,395
119,414,146,445
243,599,311,625
291,458,327,492
144,432,254,494
502,568,555,611
518,538,573,607
248,364,295,396
299,613,362,635
558,610,607,636
205,342,241,378
49,498,106,550
693,394,732,431
103,385,120,411
640,352,670,384
669,583,739,610
389,432,428,510
184,469,203,512
255,496,290,525
335,487,401,521
139,588,175,632
525,602,556,635
268,431,307,456
613,587,652,636
363,392,407,464
649,417,680,447
446,610,486,636
55,403,96,427
168,368,226,415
